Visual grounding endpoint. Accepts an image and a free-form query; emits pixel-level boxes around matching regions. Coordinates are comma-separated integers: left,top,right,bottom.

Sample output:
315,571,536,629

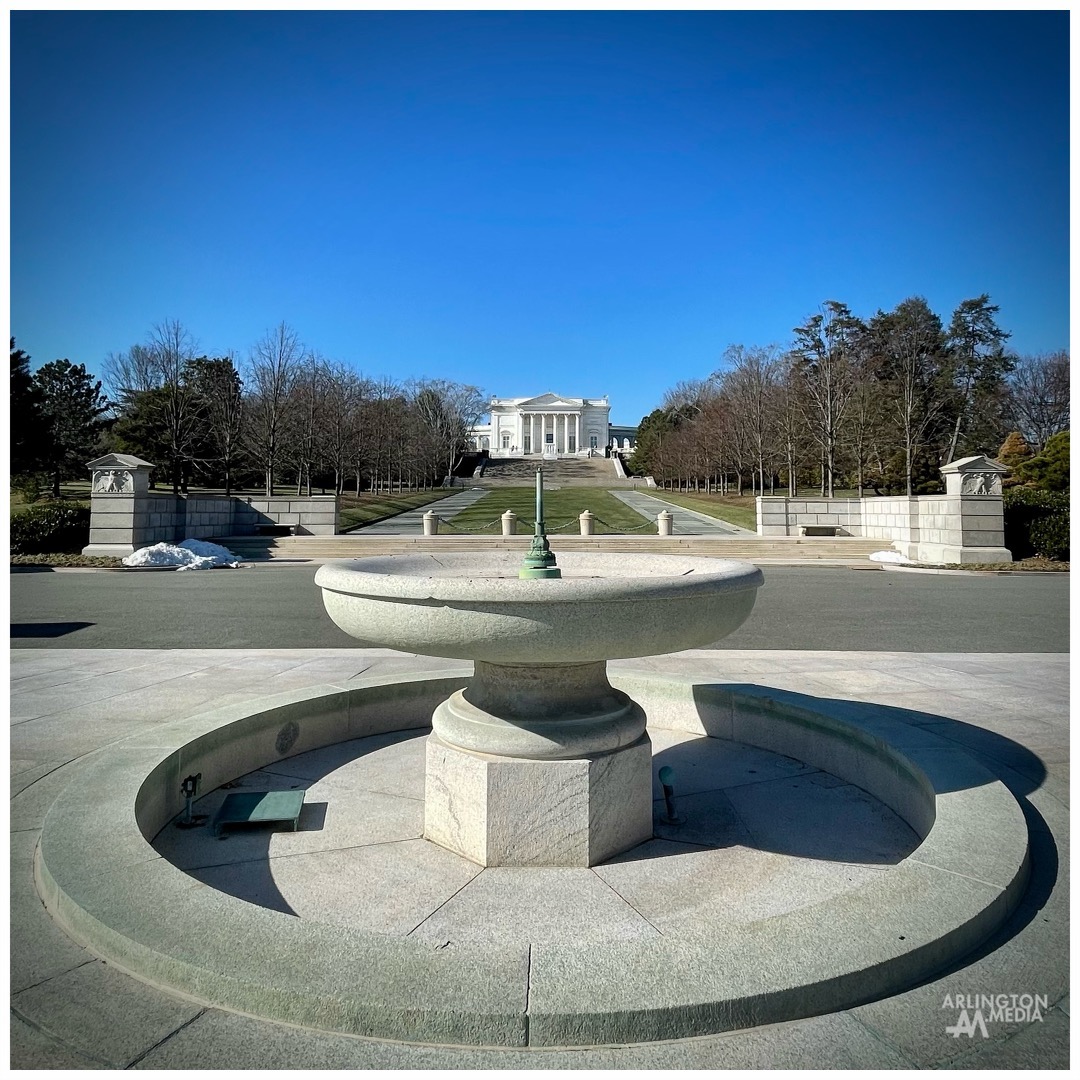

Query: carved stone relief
960,472,1001,496
93,469,134,494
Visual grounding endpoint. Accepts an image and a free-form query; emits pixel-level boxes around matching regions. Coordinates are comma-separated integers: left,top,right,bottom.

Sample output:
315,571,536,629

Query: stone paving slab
10,648,1068,1067
11,960,206,1068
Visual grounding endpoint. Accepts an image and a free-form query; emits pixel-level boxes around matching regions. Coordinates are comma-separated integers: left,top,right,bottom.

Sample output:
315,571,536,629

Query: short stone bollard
501,511,517,536
422,510,439,536
657,510,673,536
579,510,595,536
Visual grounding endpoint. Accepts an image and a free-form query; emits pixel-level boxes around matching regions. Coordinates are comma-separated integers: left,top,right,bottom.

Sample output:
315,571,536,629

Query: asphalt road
10,565,1070,653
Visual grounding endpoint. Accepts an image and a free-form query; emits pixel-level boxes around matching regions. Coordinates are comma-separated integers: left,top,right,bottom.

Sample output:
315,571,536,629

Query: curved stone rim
314,553,764,604
35,670,1030,1049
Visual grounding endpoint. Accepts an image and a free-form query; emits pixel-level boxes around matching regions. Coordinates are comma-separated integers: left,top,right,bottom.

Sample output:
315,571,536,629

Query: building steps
215,534,887,563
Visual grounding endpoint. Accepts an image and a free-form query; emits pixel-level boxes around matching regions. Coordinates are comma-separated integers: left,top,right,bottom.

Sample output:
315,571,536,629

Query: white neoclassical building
469,393,614,458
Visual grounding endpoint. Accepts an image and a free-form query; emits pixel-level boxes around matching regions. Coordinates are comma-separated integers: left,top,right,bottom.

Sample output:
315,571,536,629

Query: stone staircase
478,456,636,487
216,533,886,564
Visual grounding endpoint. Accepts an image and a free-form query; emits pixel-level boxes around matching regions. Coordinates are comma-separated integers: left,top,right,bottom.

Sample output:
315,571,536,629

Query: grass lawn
646,491,758,531
339,489,458,531
445,488,655,534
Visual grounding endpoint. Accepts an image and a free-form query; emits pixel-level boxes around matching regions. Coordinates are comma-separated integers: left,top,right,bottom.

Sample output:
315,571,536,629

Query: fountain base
424,732,654,867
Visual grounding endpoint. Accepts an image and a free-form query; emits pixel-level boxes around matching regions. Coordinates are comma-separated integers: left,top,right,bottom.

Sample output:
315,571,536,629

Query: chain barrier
438,518,505,533
589,517,660,533
437,515,665,534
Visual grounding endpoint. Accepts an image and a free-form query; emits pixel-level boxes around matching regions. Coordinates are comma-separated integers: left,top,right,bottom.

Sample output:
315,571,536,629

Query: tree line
630,295,1069,497
11,322,487,498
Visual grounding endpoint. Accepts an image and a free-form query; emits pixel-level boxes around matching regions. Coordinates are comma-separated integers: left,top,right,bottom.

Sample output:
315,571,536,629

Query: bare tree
245,322,303,496
409,379,486,483
185,354,245,495
102,343,158,402
1005,351,1069,451
320,365,370,495
792,301,864,496
281,353,331,496
146,320,204,494
716,345,780,496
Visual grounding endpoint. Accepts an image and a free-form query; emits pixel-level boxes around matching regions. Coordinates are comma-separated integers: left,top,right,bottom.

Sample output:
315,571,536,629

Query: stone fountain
35,467,1031,1047
314,469,764,866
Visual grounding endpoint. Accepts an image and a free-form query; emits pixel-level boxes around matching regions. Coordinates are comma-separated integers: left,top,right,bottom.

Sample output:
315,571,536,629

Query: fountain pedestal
425,659,652,865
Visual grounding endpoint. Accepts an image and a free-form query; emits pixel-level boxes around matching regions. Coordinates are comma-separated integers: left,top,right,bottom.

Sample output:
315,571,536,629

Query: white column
574,413,580,453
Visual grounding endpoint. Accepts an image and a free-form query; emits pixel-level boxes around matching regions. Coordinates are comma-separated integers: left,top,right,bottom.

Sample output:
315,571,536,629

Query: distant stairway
478,455,635,487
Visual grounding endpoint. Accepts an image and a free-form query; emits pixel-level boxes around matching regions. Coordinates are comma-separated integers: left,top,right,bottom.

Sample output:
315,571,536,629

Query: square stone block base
424,734,654,867
915,543,1013,565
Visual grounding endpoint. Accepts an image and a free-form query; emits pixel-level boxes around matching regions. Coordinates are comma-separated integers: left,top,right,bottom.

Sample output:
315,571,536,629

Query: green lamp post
519,467,561,579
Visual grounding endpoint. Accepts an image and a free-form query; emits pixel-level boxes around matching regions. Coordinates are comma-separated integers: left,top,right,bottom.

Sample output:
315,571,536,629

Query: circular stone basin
314,553,764,664
35,671,1031,1049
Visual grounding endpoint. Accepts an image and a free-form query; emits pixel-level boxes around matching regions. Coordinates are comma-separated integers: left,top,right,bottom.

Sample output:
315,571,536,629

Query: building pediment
516,393,585,409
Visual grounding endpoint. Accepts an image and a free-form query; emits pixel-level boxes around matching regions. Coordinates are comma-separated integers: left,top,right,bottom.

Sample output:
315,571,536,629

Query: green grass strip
644,491,758,530
339,489,458,531
445,488,655,535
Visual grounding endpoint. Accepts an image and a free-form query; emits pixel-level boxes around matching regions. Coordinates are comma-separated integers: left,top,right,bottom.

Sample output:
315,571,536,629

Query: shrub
1029,514,1070,561
10,503,91,555
1015,431,1069,491
11,473,47,504
1003,488,1069,561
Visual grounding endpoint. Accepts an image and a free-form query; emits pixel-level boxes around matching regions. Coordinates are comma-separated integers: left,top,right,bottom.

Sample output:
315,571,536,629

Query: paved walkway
10,648,1068,1068
350,487,489,534
608,489,757,535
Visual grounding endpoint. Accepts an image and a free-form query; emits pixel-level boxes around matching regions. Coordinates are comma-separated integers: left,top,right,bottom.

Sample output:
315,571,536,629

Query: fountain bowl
314,552,764,665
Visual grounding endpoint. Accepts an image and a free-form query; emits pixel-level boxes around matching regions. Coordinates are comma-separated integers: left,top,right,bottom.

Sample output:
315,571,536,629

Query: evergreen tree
10,338,46,477
32,359,110,496
945,295,1014,460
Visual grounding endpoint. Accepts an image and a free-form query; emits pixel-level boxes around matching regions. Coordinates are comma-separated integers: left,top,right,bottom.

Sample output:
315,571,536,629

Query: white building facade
469,393,613,458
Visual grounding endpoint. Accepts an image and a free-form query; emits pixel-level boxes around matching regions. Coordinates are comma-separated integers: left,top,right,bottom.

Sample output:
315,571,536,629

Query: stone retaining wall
85,490,339,556
757,498,863,537
757,490,1011,564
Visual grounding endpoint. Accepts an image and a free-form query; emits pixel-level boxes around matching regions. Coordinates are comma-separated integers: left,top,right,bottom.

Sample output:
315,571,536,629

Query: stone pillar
83,454,157,557
657,511,673,536
574,413,580,454
919,455,1012,564
423,511,439,536
501,510,517,536
579,510,595,535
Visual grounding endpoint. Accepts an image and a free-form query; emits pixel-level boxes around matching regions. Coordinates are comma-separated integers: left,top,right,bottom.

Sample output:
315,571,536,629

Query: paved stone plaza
10,645,1068,1068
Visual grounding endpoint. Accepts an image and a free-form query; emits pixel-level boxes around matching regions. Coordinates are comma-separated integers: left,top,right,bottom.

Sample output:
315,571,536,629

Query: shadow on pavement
11,621,95,638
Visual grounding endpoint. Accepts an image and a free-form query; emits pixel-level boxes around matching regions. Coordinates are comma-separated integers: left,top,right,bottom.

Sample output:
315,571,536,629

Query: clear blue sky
11,10,1070,426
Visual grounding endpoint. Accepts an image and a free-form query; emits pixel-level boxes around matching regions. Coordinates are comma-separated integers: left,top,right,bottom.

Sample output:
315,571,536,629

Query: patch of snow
869,550,916,565
123,539,241,570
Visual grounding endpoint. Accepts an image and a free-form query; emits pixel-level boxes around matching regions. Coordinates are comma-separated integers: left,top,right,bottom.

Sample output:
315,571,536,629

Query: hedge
1003,488,1069,561
10,504,91,555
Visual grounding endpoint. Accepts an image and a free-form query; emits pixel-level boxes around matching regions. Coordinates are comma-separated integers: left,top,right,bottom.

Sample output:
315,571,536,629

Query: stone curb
35,671,1031,1048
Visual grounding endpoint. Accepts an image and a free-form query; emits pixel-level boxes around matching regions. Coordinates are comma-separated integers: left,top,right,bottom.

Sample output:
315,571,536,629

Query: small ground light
175,772,208,829
658,765,682,824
